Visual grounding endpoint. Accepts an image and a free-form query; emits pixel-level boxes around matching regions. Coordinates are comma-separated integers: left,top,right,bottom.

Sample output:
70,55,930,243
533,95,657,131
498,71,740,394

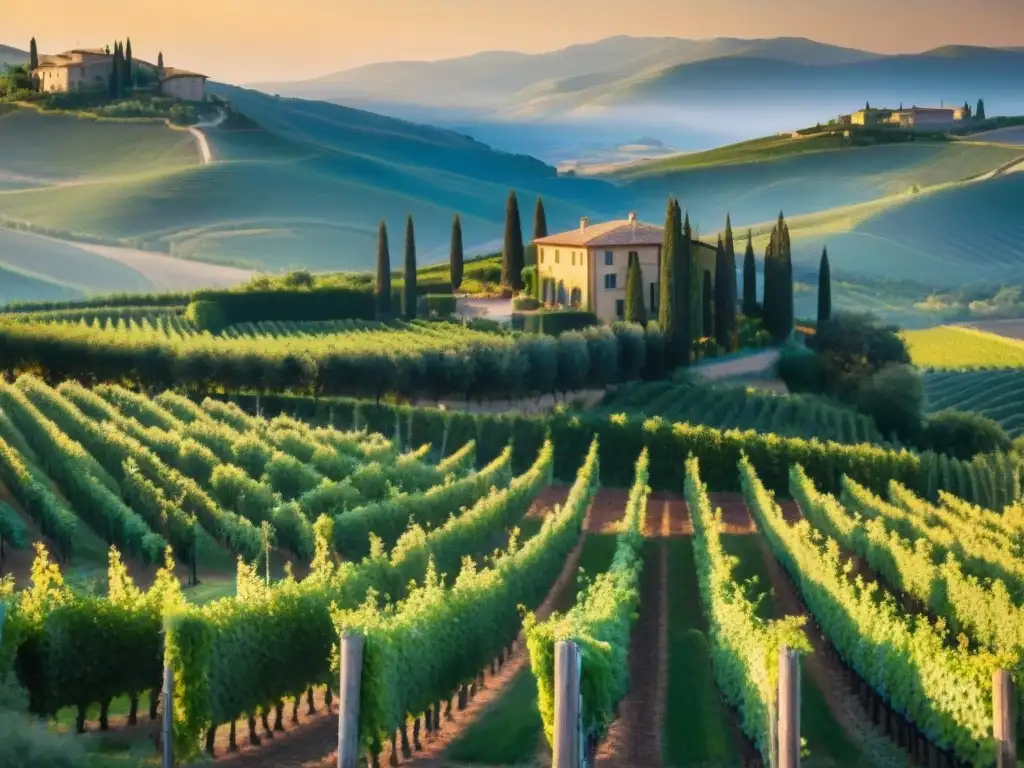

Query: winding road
185,110,226,165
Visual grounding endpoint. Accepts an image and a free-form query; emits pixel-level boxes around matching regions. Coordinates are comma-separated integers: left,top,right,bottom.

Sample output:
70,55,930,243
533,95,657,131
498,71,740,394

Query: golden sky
7,0,1024,83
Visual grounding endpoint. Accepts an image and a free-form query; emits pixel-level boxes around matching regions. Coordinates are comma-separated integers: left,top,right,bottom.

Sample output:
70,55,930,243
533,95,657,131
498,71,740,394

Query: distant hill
0,44,28,68
251,36,881,108
248,37,1024,163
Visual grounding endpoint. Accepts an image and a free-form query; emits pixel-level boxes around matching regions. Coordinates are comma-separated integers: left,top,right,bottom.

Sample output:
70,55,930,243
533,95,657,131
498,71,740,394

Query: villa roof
160,67,207,80
534,217,713,249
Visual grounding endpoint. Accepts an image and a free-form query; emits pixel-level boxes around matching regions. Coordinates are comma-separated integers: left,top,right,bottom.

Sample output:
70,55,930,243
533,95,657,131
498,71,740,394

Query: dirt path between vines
206,485,581,768
744,499,911,768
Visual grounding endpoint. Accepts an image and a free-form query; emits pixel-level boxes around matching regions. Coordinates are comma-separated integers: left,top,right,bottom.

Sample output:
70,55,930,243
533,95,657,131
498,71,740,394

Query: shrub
923,410,1012,460
776,345,826,393
808,312,910,399
183,300,226,333
513,297,541,311
521,265,538,298
854,364,924,443
417,294,457,317
0,678,84,768
519,310,599,336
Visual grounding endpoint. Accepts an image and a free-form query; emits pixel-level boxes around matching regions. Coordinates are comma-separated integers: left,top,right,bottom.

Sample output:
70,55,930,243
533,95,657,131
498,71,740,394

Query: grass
444,533,619,765
903,325,1024,369
664,536,739,766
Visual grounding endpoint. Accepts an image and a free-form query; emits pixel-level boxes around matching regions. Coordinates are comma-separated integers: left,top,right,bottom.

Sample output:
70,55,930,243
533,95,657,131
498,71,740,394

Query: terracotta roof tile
533,218,714,250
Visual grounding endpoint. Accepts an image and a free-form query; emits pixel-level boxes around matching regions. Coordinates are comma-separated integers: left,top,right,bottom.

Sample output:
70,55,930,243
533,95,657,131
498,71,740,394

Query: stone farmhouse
841,104,969,130
532,213,718,326
33,48,207,101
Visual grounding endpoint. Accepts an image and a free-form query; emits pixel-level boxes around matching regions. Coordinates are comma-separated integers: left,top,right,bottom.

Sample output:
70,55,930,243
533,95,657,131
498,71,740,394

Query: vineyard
593,379,884,445
925,369,1024,438
0,375,1018,768
903,326,1024,370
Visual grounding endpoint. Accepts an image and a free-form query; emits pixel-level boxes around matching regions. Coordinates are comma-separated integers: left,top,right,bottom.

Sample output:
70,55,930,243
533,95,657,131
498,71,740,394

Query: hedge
417,294,458,316
513,310,600,335
214,393,1018,507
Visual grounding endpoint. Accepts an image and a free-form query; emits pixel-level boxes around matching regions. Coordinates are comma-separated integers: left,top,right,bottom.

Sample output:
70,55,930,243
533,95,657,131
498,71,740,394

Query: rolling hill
0,44,27,68
0,91,626,289
253,37,1024,162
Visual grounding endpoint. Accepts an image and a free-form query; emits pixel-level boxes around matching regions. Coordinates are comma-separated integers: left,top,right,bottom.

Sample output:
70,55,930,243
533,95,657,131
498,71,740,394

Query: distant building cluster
837,104,970,130
33,47,207,101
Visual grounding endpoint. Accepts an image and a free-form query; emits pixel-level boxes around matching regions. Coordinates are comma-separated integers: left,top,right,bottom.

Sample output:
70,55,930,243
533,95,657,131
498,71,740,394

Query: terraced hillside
924,369,1024,437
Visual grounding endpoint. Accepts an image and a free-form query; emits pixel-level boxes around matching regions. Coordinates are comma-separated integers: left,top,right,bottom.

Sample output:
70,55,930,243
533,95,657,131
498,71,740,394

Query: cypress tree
109,44,120,99
124,38,133,91
449,214,464,291
723,214,737,320
817,246,832,325
781,221,793,338
679,210,694,365
403,214,417,319
501,191,525,290
29,38,38,72
624,251,646,326
658,198,677,351
714,235,735,350
976,99,986,120
762,215,781,338
158,51,164,72
374,219,392,319
702,271,713,341
742,230,757,316
533,196,547,240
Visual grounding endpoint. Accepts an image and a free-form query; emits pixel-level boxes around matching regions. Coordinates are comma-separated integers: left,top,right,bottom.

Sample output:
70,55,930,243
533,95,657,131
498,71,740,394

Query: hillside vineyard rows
1,373,1023,766
925,368,1024,437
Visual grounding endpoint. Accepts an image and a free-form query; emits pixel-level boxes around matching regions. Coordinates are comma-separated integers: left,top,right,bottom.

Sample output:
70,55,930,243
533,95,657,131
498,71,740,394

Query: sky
6,0,1024,84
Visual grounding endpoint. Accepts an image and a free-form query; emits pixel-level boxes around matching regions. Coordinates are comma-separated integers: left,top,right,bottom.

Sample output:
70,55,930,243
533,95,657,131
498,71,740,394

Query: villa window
604,274,617,290
555,250,560,265
615,299,625,318
539,249,544,264
604,251,614,266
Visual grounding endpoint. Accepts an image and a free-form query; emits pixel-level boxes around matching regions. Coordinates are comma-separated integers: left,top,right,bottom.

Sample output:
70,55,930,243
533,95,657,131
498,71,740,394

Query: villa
532,213,718,325
842,105,969,129
32,48,207,100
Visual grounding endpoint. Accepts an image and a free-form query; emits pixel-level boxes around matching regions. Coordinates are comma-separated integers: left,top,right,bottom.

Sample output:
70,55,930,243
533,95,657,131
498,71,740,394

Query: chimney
580,216,589,231
627,212,636,224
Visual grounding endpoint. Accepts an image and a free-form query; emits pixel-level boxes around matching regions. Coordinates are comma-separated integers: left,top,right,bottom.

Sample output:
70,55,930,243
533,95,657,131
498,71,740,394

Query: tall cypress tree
375,219,392,319
762,214,781,338
449,214,464,291
976,99,986,120
714,235,735,350
124,38,133,91
502,191,525,290
403,214,417,319
533,196,548,240
679,210,694,365
109,44,120,99
723,214,737,317
781,222,794,336
658,198,678,353
29,38,38,72
157,51,164,72
624,252,646,326
817,246,832,325
701,271,713,341
742,230,757,316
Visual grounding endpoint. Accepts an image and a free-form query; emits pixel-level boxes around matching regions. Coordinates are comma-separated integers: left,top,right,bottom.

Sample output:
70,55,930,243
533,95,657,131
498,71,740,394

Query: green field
924,368,1024,437
903,325,1024,369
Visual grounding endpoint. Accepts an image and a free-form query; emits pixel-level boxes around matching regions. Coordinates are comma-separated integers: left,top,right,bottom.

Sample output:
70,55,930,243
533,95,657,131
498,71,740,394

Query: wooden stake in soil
337,632,365,768
994,668,1016,768
778,645,800,768
162,649,174,768
553,640,582,768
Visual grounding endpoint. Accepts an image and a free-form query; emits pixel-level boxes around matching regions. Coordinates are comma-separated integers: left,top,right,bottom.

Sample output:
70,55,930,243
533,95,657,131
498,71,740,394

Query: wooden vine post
337,632,365,768
162,635,174,768
553,640,582,768
778,645,800,768
994,669,1016,768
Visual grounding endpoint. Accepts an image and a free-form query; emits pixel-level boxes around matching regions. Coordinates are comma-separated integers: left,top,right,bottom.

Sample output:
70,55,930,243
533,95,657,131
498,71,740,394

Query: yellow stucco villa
532,213,719,326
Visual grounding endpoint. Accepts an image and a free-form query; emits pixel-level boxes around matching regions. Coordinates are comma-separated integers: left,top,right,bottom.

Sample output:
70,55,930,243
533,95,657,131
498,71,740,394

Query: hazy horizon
6,0,1024,84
